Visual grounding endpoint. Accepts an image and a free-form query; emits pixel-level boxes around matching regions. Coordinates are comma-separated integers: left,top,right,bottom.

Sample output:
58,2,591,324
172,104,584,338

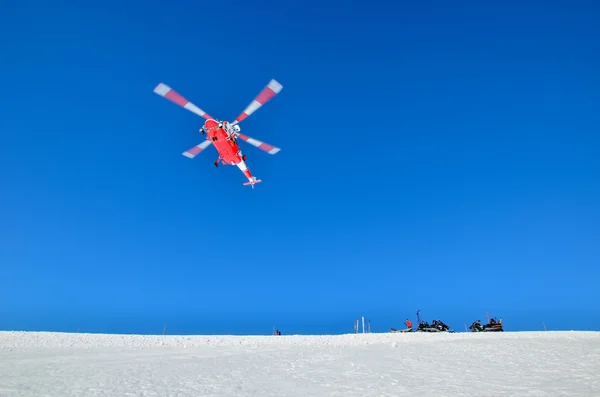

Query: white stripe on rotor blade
184,102,207,117
245,136,264,147
153,83,170,96
182,140,211,158
268,148,280,154
243,100,262,115
268,79,283,93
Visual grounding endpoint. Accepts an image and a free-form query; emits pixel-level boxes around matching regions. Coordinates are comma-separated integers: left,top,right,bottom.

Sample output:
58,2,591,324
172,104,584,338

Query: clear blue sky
2,0,599,335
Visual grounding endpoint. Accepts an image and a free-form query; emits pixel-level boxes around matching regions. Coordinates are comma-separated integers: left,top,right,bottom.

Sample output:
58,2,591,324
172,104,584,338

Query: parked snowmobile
416,319,452,332
470,320,485,332
470,317,504,332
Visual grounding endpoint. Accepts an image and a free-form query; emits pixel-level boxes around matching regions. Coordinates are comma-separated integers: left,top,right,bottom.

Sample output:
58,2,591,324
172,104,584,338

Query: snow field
0,331,599,396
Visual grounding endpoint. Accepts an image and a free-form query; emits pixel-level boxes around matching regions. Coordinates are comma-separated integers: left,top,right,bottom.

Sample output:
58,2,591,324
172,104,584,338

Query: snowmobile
469,318,504,332
416,320,453,332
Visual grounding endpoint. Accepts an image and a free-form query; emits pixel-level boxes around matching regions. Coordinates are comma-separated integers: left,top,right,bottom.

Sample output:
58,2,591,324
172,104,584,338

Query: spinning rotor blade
182,140,212,158
236,133,280,155
231,79,283,125
154,83,214,120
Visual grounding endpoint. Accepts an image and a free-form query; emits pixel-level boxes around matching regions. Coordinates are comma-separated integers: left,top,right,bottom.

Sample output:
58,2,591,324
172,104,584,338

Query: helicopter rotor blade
236,133,280,155
182,139,212,158
231,79,283,125
154,83,214,120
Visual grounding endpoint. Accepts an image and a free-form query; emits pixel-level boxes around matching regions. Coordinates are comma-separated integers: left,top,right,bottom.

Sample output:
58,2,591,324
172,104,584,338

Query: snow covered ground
1,331,598,396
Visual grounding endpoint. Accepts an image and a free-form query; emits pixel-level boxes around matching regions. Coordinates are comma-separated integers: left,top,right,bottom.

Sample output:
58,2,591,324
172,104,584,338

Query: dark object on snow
416,319,452,332
469,318,504,332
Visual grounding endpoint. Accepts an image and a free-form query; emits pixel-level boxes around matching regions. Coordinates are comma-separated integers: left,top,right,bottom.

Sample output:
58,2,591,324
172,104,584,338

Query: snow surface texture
1,331,599,396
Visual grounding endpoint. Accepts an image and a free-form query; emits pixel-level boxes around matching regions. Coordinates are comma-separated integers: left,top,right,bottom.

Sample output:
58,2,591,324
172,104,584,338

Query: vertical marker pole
362,317,365,333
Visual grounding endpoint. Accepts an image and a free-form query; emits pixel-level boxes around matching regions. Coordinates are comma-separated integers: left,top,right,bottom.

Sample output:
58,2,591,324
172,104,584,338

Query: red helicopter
153,79,283,188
